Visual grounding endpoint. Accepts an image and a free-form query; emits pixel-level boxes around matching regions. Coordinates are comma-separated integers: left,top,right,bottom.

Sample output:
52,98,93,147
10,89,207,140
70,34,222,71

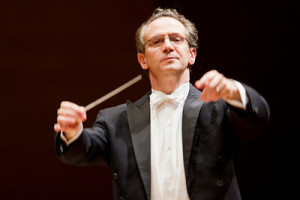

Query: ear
137,53,149,70
188,48,197,65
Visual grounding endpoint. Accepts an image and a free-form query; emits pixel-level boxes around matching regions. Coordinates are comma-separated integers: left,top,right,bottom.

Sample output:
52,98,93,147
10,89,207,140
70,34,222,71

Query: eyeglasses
144,33,188,49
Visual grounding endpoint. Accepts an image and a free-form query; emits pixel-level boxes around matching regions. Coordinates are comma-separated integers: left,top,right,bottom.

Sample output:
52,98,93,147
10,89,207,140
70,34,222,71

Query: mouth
162,56,179,62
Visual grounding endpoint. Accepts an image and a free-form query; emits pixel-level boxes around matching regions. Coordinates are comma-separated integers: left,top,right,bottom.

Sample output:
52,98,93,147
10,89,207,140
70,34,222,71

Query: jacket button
113,172,118,180
218,155,225,163
216,179,224,187
119,197,125,200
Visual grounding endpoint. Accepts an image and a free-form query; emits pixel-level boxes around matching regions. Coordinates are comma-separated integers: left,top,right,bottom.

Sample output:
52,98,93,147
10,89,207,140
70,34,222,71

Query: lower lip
164,58,177,61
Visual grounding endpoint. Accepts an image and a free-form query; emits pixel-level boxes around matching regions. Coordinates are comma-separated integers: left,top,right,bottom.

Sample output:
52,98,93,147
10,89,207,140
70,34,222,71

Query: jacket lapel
127,91,151,200
182,84,203,180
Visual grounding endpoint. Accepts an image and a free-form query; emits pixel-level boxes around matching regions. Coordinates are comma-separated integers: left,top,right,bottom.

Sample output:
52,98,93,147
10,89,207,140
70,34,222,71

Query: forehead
144,17,187,40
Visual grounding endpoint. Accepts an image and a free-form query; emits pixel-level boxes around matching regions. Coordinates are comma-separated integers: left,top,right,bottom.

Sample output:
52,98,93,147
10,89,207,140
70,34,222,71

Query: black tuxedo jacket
56,83,270,200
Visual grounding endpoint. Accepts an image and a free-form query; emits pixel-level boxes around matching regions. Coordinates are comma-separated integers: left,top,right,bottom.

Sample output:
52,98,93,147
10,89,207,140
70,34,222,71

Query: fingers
55,121,82,134
57,108,85,124
59,101,87,120
54,101,87,137
195,70,215,90
195,70,238,103
54,123,61,132
57,115,77,127
57,102,86,127
195,70,223,102
195,70,221,88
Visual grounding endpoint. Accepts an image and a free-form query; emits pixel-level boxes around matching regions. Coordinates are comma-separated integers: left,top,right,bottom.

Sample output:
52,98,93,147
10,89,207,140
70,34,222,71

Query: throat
150,70,190,94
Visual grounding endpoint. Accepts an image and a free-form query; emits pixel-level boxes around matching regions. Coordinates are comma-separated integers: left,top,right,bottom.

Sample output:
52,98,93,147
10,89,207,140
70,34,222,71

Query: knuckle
209,82,215,88
219,74,224,80
80,106,85,113
70,118,76,125
224,81,230,88
60,101,68,108
212,69,218,74
57,115,61,122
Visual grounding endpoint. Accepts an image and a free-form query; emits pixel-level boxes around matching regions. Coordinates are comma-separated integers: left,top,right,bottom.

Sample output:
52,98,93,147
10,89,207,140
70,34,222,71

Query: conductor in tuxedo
54,8,270,200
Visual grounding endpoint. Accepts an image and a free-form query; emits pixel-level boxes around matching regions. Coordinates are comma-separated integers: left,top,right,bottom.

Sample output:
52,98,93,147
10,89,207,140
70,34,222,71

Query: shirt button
113,172,118,180
216,179,224,187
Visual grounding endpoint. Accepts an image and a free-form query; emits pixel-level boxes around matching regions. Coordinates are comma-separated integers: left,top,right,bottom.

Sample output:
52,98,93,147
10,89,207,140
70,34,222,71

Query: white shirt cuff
224,80,248,110
60,124,83,146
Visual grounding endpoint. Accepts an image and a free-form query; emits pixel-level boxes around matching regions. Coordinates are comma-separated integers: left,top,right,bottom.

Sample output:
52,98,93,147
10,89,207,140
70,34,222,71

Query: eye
170,34,183,43
172,37,181,42
151,37,164,46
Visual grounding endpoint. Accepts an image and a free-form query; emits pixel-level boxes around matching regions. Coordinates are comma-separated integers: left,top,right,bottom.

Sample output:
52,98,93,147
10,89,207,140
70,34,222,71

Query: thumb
54,123,61,132
195,80,206,90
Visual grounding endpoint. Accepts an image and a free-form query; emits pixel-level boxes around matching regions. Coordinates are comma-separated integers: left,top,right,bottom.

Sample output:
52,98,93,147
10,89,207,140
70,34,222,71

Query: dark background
0,0,297,199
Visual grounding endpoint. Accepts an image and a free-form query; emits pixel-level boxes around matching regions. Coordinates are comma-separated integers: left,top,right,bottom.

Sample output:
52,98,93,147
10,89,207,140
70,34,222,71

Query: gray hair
135,8,198,53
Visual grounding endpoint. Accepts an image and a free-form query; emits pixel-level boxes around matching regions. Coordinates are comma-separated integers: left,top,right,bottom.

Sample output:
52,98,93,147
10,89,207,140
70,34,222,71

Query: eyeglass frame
142,33,190,52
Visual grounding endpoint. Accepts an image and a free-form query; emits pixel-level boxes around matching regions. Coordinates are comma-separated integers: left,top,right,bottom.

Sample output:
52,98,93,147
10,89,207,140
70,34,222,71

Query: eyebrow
149,32,183,38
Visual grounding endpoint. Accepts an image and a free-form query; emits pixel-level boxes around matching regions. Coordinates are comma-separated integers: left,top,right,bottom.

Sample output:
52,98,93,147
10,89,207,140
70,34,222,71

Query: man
54,8,270,200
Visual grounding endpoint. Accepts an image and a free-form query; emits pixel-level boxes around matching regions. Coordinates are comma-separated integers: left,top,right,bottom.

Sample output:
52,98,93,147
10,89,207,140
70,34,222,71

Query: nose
162,37,175,53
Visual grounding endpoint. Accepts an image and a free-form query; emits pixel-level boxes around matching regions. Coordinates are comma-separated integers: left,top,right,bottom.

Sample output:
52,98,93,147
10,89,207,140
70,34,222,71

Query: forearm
55,127,110,166
227,84,270,143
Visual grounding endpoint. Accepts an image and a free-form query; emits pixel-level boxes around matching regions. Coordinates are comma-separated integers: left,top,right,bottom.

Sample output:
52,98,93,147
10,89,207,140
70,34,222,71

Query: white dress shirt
150,82,190,200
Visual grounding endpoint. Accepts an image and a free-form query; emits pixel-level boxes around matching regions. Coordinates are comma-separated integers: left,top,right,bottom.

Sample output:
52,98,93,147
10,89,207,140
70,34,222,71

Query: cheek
145,51,158,65
177,46,190,57
180,49,192,62
180,48,193,66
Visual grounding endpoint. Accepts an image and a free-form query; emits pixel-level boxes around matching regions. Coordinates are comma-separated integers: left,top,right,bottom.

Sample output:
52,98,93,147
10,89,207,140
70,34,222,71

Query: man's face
138,17,196,78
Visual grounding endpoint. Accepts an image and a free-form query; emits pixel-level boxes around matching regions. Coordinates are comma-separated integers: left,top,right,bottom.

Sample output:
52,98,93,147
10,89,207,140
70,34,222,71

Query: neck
149,69,190,94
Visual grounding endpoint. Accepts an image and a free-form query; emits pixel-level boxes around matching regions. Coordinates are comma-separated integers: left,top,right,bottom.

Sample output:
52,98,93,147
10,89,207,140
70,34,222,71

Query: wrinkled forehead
144,17,187,41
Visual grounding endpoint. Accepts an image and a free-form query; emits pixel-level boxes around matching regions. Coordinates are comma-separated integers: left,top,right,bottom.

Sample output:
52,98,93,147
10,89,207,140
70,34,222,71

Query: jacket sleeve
55,109,110,167
226,83,270,144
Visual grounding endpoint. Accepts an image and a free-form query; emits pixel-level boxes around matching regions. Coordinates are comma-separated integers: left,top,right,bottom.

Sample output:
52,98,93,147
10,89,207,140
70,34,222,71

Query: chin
163,63,186,71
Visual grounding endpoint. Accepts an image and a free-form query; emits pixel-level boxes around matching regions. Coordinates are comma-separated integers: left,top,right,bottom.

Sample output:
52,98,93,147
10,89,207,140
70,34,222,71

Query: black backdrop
0,0,297,199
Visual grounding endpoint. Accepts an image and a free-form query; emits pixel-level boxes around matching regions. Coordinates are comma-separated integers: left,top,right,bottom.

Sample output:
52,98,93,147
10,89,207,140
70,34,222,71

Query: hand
195,70,241,103
54,101,87,140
